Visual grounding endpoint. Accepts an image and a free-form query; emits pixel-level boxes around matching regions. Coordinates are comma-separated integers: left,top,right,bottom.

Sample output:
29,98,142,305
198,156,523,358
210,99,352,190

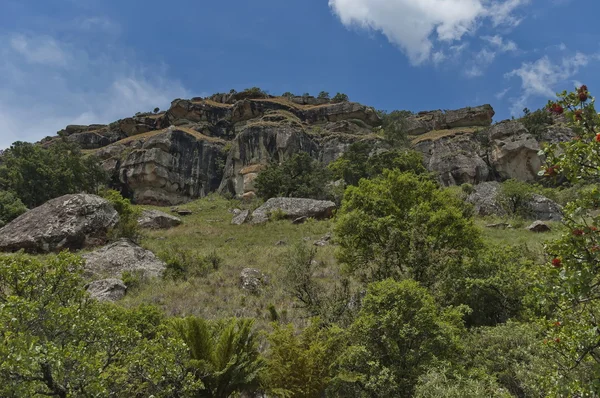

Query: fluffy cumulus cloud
0,30,189,148
329,0,528,64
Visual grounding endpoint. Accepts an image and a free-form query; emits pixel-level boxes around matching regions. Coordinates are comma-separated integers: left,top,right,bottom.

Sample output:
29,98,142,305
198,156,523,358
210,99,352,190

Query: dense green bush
0,190,27,227
521,107,553,139
377,109,413,145
254,153,333,200
496,179,535,217
160,246,222,280
331,93,349,103
101,189,141,241
335,170,480,283
0,140,107,208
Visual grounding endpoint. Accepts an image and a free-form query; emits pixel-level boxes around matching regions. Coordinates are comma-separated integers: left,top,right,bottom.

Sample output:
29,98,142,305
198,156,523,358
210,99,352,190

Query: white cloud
9,34,69,67
495,87,510,99
329,0,528,64
481,35,517,52
504,51,597,114
0,33,189,149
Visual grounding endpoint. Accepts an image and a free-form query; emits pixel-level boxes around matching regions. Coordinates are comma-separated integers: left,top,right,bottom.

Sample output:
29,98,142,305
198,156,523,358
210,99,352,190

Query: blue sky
1,0,599,148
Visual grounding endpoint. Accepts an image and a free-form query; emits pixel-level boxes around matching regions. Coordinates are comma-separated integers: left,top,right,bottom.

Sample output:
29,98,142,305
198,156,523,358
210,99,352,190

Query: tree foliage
335,170,481,283
0,140,107,208
0,190,27,227
378,109,413,146
254,153,332,200
331,93,349,103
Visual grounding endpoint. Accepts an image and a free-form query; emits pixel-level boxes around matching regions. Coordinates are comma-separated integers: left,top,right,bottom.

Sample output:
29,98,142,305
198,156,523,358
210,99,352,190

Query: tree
331,93,349,103
0,190,27,227
537,85,600,395
264,320,345,398
0,252,198,397
328,142,427,186
330,279,466,397
254,153,333,200
0,140,107,208
378,109,413,146
496,179,535,218
282,92,294,99
153,107,160,114
101,189,141,241
521,107,553,140
335,170,481,283
317,91,330,100
170,317,264,398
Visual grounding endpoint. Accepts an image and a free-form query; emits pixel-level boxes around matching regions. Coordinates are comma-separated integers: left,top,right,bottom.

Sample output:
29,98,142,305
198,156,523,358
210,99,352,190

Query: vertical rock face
218,124,319,197
117,129,226,205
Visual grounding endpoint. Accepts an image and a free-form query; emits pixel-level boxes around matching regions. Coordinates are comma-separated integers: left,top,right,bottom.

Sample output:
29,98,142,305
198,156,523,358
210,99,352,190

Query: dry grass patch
411,126,482,145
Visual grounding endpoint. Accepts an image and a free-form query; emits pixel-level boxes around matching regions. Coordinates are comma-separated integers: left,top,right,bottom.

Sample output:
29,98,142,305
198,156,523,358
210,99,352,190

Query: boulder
138,209,182,229
251,198,336,224
314,232,333,246
231,209,250,225
82,239,166,279
527,221,551,233
0,194,119,253
466,182,506,217
405,105,494,136
528,194,562,221
240,268,269,294
86,279,127,302
171,208,193,216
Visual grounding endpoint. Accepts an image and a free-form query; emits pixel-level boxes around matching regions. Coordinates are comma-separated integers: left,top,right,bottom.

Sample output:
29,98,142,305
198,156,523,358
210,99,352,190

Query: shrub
496,179,535,217
153,107,160,114
331,93,349,103
378,109,413,146
101,189,141,241
317,91,330,100
521,107,553,139
282,92,294,99
0,190,27,227
160,246,221,280
254,153,333,200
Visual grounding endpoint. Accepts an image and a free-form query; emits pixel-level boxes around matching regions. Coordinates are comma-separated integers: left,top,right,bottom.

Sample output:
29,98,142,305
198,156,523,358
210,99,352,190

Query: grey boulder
251,198,336,224
83,239,166,279
526,221,551,233
86,279,127,302
0,194,119,253
138,209,182,229
231,209,250,225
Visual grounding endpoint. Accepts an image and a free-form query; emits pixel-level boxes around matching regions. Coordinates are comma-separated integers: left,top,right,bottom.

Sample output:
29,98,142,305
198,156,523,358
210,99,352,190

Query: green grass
119,194,564,329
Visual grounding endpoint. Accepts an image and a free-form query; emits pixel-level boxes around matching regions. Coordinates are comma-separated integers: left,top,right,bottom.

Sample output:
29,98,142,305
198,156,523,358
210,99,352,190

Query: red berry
579,85,588,93
574,110,583,121
573,229,585,236
552,258,562,268
554,321,562,327
579,93,588,102
596,134,600,143
555,338,560,343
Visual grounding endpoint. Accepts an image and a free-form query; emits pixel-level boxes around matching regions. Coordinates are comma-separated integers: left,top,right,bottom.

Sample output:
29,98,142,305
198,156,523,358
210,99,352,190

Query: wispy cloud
9,34,69,67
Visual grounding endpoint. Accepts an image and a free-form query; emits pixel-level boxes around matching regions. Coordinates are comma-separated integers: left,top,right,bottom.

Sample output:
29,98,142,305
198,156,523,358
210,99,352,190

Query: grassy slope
121,194,563,329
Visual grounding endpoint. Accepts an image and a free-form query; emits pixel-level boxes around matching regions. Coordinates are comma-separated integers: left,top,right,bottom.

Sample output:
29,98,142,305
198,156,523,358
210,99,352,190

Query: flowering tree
539,85,600,394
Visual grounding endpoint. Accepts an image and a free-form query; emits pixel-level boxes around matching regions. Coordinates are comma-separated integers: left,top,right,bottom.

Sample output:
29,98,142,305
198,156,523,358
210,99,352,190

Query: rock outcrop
251,198,336,224
0,194,119,253
82,239,166,279
240,268,269,294
405,105,494,136
138,209,182,229
86,279,127,302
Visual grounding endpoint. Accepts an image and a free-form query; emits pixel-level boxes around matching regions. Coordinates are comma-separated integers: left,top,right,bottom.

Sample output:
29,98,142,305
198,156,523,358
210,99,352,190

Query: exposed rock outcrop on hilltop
0,194,119,253
44,90,573,204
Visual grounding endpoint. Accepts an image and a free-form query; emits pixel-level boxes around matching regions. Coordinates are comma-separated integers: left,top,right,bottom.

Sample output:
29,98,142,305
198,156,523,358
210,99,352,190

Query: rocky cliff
45,91,570,204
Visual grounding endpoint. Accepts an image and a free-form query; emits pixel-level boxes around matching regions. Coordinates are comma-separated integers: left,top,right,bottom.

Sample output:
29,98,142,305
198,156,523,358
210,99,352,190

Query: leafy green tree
0,140,107,208
0,252,198,397
537,86,600,395
496,179,535,218
0,190,27,227
330,279,466,397
282,92,295,99
331,93,349,103
378,109,413,146
335,170,481,283
254,153,332,200
170,317,265,398
328,142,426,186
415,367,509,398
521,107,553,140
317,91,330,100
264,320,345,398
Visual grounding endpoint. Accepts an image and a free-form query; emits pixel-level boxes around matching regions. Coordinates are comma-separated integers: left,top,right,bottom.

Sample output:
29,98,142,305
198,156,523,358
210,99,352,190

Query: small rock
138,209,182,229
230,208,242,215
240,268,269,294
231,210,251,225
292,216,308,225
225,237,235,243
86,279,127,302
314,232,333,246
251,197,336,224
242,192,257,202
527,221,551,233
275,240,287,246
485,223,512,229
171,207,193,216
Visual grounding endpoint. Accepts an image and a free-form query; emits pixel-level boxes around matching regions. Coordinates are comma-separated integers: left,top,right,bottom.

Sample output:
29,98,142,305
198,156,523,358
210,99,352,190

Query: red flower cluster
554,321,562,327
574,110,583,121
549,103,564,114
545,165,559,177
596,134,600,143
552,258,562,268
578,85,589,102
573,229,585,236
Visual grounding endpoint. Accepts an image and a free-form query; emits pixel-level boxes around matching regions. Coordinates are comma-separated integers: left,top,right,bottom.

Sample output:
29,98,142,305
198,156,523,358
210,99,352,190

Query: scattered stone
86,279,127,302
231,209,251,225
314,232,333,246
251,198,336,224
82,239,166,279
171,207,193,216
292,216,308,225
275,240,287,246
0,194,119,253
138,209,182,229
526,221,551,233
528,194,562,221
485,223,512,229
240,268,269,294
231,208,242,215
242,192,257,202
